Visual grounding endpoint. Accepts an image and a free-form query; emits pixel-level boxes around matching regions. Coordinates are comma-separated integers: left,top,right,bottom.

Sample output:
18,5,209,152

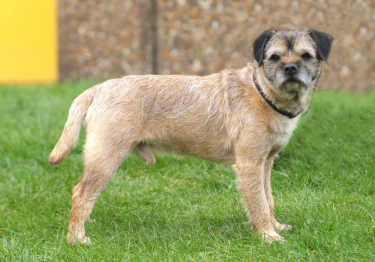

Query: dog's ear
253,28,276,67
307,28,334,63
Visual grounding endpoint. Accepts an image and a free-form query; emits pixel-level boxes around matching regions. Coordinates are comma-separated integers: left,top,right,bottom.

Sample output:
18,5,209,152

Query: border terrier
49,28,333,243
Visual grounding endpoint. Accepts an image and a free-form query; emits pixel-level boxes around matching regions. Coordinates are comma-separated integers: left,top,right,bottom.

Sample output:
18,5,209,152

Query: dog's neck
253,74,301,119
254,66,315,118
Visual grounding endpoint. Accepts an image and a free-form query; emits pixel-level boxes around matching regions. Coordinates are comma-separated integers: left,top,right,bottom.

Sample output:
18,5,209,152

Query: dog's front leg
233,157,283,242
264,157,292,232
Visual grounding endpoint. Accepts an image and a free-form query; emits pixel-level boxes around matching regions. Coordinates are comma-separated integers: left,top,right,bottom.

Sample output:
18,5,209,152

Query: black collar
253,74,301,119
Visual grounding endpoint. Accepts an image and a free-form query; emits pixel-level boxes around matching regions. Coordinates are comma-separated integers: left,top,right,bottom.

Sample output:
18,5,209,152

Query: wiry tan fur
49,29,332,244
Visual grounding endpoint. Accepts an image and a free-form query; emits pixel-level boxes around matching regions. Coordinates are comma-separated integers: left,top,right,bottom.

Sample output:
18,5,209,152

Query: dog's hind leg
264,157,292,232
66,127,138,244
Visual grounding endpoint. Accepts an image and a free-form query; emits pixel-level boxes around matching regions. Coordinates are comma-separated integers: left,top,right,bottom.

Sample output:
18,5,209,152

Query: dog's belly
140,119,236,164
165,145,235,164
143,136,236,165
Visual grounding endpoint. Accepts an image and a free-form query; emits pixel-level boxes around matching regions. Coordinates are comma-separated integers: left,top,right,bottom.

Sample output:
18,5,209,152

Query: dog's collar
253,74,301,119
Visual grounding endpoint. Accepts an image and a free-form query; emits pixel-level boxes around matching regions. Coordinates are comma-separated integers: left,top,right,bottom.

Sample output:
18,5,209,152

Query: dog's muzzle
274,64,312,93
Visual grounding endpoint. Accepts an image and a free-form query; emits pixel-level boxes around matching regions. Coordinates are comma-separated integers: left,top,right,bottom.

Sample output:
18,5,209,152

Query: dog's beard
273,67,312,94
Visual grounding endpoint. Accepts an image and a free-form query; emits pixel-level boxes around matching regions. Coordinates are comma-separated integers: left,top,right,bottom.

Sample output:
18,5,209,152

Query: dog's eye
269,54,280,62
302,52,312,60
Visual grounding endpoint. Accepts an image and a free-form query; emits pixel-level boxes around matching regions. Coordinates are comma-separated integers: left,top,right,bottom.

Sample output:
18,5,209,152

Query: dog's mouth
285,76,300,82
280,77,306,93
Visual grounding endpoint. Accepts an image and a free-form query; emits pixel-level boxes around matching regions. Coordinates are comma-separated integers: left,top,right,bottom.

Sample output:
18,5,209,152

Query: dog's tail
49,88,96,165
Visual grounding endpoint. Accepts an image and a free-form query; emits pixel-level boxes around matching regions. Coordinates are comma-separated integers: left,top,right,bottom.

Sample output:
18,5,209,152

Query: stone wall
59,0,375,91
59,0,153,79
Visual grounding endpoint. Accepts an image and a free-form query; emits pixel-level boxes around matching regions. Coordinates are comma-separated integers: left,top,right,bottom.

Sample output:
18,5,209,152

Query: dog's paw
261,231,285,243
67,233,91,244
80,236,91,244
277,224,292,232
272,219,292,232
273,221,292,232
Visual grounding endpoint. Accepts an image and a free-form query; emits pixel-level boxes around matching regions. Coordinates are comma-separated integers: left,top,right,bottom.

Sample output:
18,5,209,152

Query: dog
49,28,333,243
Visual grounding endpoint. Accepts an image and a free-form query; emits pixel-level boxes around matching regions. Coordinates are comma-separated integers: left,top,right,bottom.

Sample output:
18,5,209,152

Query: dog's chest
270,117,299,153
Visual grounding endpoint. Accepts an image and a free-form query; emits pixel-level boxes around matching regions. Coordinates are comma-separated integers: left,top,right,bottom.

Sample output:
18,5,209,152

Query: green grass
0,82,374,261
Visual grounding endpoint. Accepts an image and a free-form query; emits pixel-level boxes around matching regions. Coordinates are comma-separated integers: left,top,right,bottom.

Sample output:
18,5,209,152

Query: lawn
0,82,374,261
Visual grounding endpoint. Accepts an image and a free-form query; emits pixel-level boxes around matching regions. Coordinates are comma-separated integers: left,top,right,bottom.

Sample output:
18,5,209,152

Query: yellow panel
0,0,57,83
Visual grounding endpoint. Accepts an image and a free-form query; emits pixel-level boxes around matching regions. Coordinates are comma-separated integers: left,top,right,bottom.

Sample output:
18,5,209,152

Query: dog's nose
284,63,298,75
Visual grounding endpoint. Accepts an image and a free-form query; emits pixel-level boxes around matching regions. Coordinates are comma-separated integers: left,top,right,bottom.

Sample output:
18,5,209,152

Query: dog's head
253,28,333,94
